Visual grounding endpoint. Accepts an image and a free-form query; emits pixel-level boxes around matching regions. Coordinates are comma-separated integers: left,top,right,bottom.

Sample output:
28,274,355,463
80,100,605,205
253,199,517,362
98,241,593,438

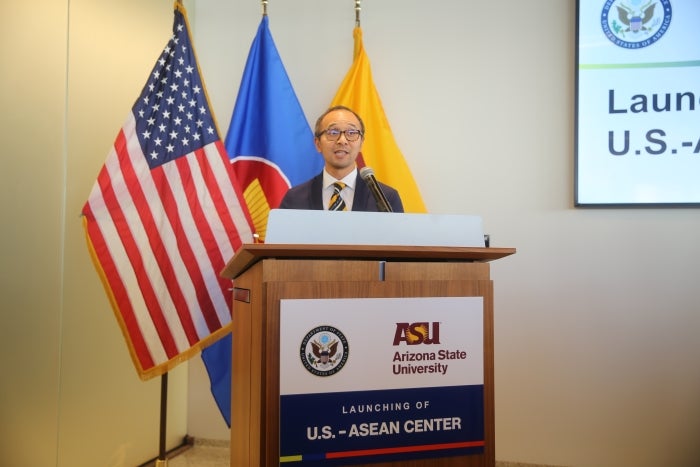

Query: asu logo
393,322,441,346
601,0,672,49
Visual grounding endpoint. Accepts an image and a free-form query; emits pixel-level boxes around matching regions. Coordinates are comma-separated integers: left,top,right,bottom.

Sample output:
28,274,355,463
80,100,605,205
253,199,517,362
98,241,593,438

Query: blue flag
226,16,323,241
201,16,322,427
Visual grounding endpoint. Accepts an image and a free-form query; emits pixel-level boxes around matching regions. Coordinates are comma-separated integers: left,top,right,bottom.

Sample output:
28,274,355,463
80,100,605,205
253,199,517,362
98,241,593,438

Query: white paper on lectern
265,209,484,247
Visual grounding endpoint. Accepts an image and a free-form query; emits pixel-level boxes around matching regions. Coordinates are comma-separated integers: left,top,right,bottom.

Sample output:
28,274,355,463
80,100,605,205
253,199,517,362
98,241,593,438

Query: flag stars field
132,24,215,168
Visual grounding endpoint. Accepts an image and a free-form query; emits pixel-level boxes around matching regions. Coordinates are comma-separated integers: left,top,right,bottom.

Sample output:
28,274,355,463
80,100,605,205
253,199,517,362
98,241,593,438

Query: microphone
359,166,393,212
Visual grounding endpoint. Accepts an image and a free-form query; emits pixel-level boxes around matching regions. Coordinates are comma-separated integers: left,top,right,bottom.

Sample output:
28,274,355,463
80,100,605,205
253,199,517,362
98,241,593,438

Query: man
279,105,404,212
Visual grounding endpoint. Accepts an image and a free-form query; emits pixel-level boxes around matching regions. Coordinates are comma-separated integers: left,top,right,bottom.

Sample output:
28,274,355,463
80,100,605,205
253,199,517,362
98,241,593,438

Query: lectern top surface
220,243,516,279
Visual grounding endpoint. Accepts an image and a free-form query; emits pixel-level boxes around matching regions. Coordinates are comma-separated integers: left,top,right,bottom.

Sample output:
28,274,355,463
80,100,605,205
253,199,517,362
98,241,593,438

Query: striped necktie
328,182,347,211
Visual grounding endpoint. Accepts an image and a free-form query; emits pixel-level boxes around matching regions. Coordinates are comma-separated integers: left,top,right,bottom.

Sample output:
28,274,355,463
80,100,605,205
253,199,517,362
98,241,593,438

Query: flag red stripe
120,124,232,347
157,148,232,334
87,154,169,366
195,142,254,321
212,140,253,251
83,202,156,370
197,147,240,303
197,143,256,325
94,162,161,360
169,153,223,333
198,146,244,316
144,163,206,350
103,131,181,358
193,148,235,265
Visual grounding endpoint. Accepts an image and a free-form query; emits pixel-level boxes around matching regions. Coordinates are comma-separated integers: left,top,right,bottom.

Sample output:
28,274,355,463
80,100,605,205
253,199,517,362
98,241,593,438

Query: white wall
1,1,189,466
187,1,700,466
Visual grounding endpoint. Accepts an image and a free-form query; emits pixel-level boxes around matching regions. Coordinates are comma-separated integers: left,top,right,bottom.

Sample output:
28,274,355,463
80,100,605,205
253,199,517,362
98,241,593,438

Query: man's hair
314,105,365,137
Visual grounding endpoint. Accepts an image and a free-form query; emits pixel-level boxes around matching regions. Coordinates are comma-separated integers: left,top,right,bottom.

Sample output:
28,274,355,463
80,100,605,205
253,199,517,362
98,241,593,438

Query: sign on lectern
278,296,485,465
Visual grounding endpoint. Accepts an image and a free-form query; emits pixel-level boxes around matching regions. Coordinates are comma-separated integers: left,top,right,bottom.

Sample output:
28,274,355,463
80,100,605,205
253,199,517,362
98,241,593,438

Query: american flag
81,3,253,380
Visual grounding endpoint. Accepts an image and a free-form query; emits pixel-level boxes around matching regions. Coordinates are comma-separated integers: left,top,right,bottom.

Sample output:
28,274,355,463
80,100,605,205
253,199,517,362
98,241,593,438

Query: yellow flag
331,28,427,213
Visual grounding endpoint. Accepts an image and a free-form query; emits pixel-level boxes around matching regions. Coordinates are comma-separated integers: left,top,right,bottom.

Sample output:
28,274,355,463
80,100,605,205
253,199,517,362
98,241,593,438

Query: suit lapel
310,174,325,210
352,173,369,211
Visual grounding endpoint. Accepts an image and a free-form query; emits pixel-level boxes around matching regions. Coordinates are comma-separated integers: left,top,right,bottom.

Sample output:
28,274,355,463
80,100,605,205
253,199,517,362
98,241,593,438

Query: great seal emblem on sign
300,325,349,377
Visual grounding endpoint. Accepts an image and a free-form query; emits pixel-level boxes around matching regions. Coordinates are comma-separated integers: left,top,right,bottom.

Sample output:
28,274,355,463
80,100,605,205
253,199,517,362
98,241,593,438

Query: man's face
314,109,363,178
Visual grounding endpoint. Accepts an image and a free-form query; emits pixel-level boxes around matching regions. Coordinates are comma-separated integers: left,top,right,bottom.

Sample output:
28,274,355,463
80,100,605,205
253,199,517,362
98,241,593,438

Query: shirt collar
323,167,357,190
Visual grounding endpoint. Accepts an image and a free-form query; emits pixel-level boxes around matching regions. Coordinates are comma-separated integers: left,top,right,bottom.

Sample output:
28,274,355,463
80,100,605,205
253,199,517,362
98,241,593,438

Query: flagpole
138,372,194,466
155,373,169,466
262,0,268,16
355,0,361,27
149,4,172,464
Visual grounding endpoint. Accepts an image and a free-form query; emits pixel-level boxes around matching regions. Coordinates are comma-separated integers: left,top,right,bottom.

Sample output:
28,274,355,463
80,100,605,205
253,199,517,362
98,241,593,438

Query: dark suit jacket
279,172,404,213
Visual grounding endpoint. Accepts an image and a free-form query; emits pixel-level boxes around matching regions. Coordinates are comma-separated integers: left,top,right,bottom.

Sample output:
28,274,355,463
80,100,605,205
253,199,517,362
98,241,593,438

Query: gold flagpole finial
354,0,361,27
262,0,268,16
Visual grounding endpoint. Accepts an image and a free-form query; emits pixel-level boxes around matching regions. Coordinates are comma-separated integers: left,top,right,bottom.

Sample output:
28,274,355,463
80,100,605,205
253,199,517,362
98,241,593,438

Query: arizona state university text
392,349,467,375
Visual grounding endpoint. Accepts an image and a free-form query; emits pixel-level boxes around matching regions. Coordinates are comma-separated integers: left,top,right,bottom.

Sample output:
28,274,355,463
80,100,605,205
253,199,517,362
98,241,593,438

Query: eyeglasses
318,128,363,142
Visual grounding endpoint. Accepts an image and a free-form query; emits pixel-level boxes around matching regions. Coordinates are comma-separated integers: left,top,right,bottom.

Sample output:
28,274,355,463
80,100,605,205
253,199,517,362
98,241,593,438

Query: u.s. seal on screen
601,0,672,49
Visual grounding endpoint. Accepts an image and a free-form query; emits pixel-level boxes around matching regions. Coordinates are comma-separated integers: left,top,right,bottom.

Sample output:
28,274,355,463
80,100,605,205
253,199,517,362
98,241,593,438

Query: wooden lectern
221,243,515,467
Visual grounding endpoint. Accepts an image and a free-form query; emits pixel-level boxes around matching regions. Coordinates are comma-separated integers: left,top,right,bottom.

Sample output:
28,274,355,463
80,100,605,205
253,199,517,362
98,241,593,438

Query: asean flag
203,15,322,427
224,16,323,240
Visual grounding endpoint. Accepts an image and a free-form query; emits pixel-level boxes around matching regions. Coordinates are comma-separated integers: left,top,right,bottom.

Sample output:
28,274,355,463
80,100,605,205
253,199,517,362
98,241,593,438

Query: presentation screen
575,0,700,206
